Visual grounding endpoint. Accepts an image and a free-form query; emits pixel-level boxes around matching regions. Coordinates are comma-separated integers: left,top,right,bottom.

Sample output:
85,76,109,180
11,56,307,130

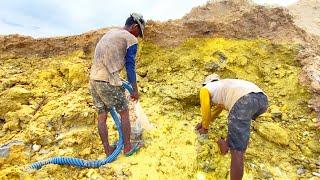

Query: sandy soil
288,0,320,37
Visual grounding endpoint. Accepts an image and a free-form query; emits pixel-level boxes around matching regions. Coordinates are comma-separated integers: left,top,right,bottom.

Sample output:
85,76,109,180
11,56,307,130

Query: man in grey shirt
89,13,145,157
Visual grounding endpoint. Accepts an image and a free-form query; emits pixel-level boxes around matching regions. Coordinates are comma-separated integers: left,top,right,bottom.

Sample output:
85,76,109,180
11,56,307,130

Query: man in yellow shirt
195,74,268,180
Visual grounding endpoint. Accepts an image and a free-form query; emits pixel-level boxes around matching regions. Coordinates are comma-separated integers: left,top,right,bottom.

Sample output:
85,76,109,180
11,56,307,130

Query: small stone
303,131,309,136
197,172,205,180
307,141,320,153
282,114,289,121
205,62,220,71
0,131,5,137
309,163,317,169
130,161,138,165
197,134,209,142
79,148,91,156
297,167,305,175
39,149,49,154
270,106,282,119
137,70,148,77
186,140,192,145
300,118,306,122
301,146,313,157
83,112,89,117
261,170,273,178
312,172,320,177
289,142,298,151
142,87,148,93
32,144,41,152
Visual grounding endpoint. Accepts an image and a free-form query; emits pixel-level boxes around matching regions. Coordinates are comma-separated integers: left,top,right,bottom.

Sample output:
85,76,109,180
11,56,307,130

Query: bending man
195,74,268,180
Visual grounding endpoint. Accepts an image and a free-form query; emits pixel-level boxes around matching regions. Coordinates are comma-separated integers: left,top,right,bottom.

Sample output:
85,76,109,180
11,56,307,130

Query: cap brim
202,79,219,86
137,22,144,38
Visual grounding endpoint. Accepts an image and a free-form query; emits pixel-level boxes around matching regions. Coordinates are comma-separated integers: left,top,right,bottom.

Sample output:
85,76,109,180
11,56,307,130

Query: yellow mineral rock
255,122,289,146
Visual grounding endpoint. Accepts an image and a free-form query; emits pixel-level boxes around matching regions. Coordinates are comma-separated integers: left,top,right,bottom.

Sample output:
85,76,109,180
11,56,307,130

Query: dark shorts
228,92,268,151
89,80,128,114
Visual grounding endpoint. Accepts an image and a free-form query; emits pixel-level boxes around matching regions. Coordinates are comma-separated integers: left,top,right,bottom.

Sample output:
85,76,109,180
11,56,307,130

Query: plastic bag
133,101,153,131
128,100,153,144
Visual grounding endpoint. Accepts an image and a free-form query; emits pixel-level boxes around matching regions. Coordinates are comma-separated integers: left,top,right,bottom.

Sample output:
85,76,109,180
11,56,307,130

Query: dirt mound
145,0,314,46
0,29,108,59
0,1,317,57
287,0,320,114
289,0,320,37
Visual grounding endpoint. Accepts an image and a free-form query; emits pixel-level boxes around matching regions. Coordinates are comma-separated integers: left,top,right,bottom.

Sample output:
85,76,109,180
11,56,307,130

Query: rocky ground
0,0,319,179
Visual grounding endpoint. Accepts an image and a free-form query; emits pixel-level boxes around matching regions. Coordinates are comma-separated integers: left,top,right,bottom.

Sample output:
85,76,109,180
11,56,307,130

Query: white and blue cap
131,13,146,38
202,74,220,86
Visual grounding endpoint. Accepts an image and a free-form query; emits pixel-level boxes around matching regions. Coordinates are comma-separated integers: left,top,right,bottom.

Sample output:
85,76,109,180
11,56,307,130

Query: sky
0,0,299,38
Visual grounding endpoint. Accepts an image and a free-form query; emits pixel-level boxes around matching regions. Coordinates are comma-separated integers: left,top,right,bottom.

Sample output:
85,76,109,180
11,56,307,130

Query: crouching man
195,74,268,180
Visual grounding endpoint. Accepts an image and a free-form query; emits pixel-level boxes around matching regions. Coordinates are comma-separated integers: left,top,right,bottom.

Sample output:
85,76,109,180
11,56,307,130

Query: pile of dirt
0,28,108,59
0,1,317,57
143,0,317,46
288,0,320,37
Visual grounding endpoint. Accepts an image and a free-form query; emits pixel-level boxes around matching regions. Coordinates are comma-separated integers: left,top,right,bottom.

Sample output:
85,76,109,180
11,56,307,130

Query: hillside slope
0,0,319,179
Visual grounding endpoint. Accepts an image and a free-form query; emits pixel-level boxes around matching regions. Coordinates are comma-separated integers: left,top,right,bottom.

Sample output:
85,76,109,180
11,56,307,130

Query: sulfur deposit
0,0,320,179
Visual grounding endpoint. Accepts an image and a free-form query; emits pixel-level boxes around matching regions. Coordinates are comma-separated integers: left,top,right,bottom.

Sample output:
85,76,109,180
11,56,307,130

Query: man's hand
131,89,139,101
195,123,208,134
130,83,139,101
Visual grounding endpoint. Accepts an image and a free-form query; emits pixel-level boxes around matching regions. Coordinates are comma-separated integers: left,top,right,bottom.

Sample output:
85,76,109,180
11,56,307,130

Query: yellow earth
0,38,319,179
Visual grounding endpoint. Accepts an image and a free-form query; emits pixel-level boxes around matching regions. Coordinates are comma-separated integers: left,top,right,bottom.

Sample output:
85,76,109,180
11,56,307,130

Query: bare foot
123,144,133,154
217,139,229,155
124,143,142,156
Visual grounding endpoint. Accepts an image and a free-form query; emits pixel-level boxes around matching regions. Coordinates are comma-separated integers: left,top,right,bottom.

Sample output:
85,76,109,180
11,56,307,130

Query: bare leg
119,108,133,153
97,112,115,156
230,150,244,180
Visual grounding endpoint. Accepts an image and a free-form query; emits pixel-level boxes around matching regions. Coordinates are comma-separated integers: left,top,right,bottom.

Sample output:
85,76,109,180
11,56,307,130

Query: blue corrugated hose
29,82,133,169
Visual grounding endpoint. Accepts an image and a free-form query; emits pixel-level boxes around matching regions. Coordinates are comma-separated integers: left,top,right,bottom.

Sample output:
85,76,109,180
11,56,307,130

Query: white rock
32,144,41,152
297,168,305,175
39,149,49,154
312,172,320,177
